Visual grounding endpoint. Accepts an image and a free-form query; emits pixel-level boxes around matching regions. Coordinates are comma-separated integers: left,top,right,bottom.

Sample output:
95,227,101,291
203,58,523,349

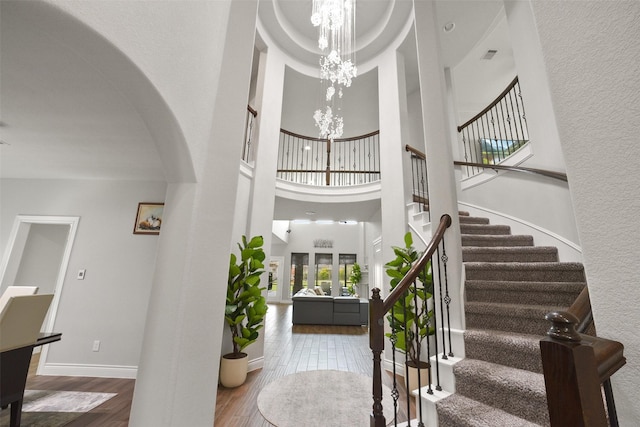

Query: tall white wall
525,1,640,424
0,178,166,371
281,221,364,297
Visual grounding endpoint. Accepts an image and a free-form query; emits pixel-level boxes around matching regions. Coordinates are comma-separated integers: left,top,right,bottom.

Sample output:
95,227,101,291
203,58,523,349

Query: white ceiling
0,0,505,220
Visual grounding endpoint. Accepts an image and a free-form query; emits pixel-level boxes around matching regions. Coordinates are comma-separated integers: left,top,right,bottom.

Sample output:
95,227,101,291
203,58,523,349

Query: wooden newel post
370,288,386,427
540,311,608,427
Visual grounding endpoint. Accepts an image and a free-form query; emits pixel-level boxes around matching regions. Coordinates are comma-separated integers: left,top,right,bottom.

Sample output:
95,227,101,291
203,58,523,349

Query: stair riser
465,312,551,336
464,337,542,373
466,288,579,307
458,216,490,225
462,251,558,263
465,267,585,282
461,224,511,235
454,370,549,425
462,235,533,247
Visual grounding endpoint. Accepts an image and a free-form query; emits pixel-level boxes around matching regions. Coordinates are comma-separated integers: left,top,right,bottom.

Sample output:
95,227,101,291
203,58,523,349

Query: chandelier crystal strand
311,0,356,140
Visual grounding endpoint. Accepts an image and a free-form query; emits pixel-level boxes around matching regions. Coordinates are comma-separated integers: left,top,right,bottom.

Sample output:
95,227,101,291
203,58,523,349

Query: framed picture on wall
133,202,164,235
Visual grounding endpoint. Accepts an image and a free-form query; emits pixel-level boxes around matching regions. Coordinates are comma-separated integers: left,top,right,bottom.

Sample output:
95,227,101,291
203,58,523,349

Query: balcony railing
457,77,529,178
276,129,380,186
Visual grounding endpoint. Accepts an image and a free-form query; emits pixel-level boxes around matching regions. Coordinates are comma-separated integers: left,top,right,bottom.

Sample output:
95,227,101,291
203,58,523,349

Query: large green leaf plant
384,232,435,367
225,235,268,357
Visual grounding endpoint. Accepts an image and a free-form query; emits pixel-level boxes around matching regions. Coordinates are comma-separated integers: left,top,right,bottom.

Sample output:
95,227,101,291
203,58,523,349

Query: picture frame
133,202,164,235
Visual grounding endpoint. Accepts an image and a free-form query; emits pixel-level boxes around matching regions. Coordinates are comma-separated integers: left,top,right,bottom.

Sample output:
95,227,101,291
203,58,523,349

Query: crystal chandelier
311,0,356,140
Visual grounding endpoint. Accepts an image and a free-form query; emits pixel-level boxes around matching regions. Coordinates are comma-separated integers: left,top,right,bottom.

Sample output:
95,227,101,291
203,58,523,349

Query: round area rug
257,370,395,426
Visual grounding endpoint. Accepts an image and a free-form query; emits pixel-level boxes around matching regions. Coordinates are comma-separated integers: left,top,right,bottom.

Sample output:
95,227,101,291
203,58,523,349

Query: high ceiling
0,0,505,220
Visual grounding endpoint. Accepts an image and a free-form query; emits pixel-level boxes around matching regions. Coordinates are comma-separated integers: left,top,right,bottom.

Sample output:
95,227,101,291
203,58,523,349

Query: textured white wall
530,1,640,424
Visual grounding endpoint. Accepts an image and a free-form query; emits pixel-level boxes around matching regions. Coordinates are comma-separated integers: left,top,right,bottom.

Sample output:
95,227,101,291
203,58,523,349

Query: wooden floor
214,303,412,426
7,304,411,426
10,352,135,426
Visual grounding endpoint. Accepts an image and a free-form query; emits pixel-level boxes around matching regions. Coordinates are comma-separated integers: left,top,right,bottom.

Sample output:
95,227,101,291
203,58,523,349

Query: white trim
275,179,381,202
0,215,80,375
239,160,254,179
39,362,137,379
383,358,406,378
248,356,264,372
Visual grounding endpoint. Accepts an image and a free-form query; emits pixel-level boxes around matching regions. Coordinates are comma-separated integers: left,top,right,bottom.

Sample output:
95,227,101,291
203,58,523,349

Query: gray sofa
292,295,368,326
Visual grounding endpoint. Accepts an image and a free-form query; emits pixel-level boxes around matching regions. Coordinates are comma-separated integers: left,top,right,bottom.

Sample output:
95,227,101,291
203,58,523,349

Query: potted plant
220,235,268,388
384,231,435,392
348,262,362,296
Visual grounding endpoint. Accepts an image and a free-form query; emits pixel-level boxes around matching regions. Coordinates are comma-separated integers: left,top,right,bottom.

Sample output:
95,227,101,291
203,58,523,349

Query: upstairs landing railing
457,76,529,178
276,129,380,186
405,145,429,220
369,214,453,427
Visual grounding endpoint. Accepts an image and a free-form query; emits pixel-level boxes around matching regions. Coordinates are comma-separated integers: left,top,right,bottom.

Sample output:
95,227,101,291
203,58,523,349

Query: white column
129,1,258,425
378,49,412,289
413,0,464,331
242,46,287,363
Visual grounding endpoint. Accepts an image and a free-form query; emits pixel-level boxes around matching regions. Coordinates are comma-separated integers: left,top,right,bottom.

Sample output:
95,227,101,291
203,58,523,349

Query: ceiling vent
482,49,498,60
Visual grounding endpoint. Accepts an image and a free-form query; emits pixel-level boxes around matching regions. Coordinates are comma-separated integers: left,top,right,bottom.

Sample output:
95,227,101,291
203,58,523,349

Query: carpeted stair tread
452,359,549,425
462,246,559,262
458,216,490,225
460,224,512,235
465,261,586,282
464,329,543,373
465,280,584,306
436,393,542,427
465,301,563,335
462,234,534,247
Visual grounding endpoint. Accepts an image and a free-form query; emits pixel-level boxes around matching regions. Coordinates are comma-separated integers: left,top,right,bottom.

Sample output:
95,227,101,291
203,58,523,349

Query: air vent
482,49,498,60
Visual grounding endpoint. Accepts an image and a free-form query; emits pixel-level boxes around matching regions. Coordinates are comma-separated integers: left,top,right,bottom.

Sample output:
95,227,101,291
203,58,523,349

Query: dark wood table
1,332,62,427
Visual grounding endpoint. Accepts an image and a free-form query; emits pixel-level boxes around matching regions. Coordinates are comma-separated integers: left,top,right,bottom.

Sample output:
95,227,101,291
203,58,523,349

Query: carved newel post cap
545,311,581,342
371,287,381,300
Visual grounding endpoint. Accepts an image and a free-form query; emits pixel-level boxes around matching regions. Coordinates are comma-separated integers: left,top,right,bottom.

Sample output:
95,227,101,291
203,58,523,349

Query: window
290,253,309,297
339,253,357,294
315,253,333,295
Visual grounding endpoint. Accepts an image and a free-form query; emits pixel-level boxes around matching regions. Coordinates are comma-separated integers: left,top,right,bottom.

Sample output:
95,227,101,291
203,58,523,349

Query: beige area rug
257,370,395,426
0,390,116,427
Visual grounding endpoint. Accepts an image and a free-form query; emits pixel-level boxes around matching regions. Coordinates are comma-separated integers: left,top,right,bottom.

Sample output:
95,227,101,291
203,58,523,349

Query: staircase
433,212,586,426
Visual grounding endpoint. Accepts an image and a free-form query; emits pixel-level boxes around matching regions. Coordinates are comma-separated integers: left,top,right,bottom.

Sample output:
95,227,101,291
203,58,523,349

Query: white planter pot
406,361,430,393
219,352,248,388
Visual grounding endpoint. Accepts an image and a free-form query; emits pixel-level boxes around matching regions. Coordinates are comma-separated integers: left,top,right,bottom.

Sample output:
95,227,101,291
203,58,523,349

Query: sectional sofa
292,293,368,326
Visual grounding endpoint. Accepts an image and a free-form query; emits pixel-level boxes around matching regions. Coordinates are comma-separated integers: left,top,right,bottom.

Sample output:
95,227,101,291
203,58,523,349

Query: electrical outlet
92,340,100,352
77,269,86,280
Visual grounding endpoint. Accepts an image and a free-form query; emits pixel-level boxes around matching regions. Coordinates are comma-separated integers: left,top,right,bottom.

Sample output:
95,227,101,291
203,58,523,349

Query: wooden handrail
247,105,257,117
281,128,380,143
404,144,568,183
454,161,568,182
381,214,452,314
405,144,426,159
567,287,594,334
457,76,519,132
369,214,452,427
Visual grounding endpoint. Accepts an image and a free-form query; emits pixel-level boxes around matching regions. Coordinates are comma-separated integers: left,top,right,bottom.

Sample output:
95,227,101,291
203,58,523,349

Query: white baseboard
248,356,264,372
38,363,138,379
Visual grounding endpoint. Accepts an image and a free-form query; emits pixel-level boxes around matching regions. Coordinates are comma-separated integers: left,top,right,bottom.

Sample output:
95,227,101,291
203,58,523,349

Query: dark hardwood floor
5,304,411,426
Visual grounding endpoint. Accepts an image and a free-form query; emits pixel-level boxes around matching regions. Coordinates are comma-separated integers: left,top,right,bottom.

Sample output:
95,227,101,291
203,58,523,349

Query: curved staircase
434,212,586,426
